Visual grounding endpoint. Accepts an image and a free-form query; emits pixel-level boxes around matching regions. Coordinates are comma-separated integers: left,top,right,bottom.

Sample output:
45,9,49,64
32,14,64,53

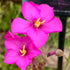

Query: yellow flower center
20,45,27,56
35,18,45,28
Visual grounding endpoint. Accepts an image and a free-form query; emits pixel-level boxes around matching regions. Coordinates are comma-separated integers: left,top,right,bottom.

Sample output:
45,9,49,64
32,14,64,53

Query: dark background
22,0,70,16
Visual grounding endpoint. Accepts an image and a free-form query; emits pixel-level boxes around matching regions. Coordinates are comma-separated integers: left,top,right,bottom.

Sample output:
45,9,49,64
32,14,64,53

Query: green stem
63,54,68,61
64,53,70,70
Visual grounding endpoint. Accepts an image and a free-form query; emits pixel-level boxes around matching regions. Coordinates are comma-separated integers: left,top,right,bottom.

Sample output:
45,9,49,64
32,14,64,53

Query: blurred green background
0,0,70,70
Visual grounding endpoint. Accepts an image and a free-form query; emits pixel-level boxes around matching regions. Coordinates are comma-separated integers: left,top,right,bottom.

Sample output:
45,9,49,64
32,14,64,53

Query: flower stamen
35,18,45,28
20,45,27,56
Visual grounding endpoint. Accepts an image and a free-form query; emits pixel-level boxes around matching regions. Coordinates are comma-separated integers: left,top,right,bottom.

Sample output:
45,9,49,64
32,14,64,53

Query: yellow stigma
35,18,45,28
20,45,27,56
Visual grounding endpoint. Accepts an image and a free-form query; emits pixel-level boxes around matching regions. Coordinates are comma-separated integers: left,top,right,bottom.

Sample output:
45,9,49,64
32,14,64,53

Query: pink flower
4,31,42,70
11,2,62,48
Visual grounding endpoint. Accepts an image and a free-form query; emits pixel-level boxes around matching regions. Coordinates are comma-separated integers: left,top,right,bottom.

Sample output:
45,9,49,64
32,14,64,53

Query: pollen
20,45,27,56
35,18,45,28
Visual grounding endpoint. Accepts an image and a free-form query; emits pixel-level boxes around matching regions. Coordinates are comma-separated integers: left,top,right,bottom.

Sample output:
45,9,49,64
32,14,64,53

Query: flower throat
35,18,45,28
20,45,27,56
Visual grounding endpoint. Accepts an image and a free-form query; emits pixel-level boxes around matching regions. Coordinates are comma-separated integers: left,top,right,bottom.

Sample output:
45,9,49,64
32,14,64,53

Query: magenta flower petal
16,56,32,70
28,47,42,59
22,2,40,21
29,2,54,22
21,36,42,58
39,4,54,22
21,36,32,46
29,1,40,8
4,50,18,64
11,18,31,34
5,39,22,50
41,17,63,33
5,31,19,40
27,29,49,48
5,31,22,50
29,1,39,6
